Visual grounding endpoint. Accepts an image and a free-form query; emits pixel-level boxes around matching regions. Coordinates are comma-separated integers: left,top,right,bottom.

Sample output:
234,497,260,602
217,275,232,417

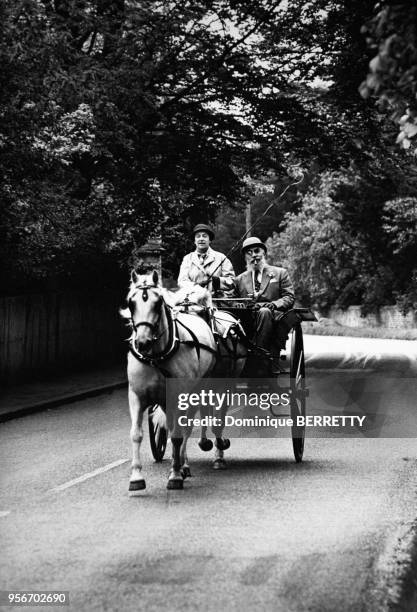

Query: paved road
1,386,417,612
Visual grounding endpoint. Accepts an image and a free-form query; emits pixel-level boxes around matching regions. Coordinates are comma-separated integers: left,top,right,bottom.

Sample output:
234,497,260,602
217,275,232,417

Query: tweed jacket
234,263,295,310
177,247,234,292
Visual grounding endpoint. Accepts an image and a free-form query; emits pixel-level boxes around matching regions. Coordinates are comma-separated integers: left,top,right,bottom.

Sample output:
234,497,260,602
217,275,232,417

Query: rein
128,287,217,372
176,318,218,358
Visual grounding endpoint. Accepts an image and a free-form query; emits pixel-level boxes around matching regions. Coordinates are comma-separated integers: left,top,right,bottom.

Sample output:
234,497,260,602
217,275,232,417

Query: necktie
254,273,261,292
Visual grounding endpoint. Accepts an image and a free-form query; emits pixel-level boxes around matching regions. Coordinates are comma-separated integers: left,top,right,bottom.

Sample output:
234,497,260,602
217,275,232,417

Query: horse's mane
120,305,132,321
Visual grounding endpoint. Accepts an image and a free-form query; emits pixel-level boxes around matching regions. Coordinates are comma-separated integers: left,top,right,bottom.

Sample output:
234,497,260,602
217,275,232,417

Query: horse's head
126,270,164,353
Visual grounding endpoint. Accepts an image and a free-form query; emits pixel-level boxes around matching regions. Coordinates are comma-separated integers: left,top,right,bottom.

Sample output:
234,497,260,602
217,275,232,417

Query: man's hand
198,275,221,290
198,277,210,288
253,302,278,311
211,276,220,291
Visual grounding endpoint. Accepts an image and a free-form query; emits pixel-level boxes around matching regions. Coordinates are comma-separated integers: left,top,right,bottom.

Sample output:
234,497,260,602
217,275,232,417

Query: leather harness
128,294,218,377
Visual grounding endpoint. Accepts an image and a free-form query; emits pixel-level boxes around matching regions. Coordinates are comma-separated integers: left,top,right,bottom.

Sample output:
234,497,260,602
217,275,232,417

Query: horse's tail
152,405,167,430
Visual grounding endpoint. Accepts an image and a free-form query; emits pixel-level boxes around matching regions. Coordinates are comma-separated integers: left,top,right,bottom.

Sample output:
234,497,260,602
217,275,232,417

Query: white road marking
49,459,129,492
0,511,11,518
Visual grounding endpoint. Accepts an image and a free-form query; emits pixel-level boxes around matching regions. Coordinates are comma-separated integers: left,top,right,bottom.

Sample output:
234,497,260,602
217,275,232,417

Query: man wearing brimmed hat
234,236,294,374
177,223,234,294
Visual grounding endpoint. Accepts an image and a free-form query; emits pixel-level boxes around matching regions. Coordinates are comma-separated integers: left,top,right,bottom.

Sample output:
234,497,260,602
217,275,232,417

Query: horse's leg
128,387,146,492
167,437,184,490
179,405,200,478
165,398,184,489
212,405,230,470
198,425,213,451
180,435,192,479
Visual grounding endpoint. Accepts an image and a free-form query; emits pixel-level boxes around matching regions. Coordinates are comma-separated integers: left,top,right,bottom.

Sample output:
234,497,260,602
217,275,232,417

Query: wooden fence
0,292,128,385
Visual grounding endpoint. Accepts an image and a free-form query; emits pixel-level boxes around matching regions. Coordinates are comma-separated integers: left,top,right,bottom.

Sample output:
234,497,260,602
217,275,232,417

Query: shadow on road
186,456,331,476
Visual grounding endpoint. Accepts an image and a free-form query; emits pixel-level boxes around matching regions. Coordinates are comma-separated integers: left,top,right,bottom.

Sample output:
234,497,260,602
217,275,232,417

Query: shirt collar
196,246,213,258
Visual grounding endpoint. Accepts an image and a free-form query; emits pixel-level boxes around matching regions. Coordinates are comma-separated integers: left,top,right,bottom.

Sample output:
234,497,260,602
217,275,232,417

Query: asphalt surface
1,385,417,612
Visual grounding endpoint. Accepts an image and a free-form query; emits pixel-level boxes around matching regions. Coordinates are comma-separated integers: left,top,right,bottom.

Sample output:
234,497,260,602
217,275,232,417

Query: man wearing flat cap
234,236,295,374
177,224,234,295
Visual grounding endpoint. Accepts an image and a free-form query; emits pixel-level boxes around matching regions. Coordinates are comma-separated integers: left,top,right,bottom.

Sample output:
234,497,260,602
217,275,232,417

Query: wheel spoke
290,326,306,463
295,350,303,387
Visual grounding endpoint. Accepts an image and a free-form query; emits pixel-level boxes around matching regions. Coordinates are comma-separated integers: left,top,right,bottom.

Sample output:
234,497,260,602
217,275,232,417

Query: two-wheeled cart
147,298,316,463
212,300,316,462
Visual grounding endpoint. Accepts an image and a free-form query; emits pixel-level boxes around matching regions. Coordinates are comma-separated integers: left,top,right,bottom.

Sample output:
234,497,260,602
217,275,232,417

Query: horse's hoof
167,478,184,490
212,458,227,470
129,479,146,491
216,438,230,451
198,438,213,452
181,466,192,479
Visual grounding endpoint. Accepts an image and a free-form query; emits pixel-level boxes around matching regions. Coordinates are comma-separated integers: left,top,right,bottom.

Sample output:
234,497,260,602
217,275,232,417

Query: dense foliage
360,1,417,153
229,0,417,313
1,0,416,312
267,170,417,313
1,0,292,292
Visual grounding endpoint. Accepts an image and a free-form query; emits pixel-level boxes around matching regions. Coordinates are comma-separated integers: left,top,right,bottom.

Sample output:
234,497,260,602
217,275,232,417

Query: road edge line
49,458,129,492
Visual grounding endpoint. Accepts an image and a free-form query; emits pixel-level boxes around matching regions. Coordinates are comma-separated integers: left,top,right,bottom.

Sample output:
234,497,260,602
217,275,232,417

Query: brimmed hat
241,236,267,254
193,224,215,240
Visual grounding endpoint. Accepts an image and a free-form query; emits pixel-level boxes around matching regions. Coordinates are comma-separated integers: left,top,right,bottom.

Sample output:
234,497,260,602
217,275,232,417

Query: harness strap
132,320,155,332
129,309,217,377
128,346,173,378
129,303,179,368
176,319,218,357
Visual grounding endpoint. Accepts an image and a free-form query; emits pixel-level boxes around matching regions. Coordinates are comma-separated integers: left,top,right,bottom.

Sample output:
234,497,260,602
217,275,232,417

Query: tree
382,196,417,312
360,1,417,153
1,0,293,293
266,173,356,310
1,0,415,300
267,164,417,313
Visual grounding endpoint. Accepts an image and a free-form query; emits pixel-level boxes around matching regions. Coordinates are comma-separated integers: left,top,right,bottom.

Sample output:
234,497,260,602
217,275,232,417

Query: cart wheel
148,405,167,462
290,323,306,462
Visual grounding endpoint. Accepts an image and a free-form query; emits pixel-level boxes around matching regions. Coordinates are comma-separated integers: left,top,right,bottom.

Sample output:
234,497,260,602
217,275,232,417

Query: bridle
127,282,219,374
129,292,166,342
128,283,179,366
129,285,164,340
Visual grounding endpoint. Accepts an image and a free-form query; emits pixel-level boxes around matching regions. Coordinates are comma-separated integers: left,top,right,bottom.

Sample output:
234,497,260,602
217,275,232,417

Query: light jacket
177,247,234,293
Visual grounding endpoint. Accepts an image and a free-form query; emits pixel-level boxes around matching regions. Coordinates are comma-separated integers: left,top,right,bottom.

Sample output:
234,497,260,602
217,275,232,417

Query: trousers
252,307,287,353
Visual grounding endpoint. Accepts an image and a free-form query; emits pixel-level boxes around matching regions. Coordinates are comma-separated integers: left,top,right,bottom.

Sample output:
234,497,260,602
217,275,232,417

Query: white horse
121,270,247,492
